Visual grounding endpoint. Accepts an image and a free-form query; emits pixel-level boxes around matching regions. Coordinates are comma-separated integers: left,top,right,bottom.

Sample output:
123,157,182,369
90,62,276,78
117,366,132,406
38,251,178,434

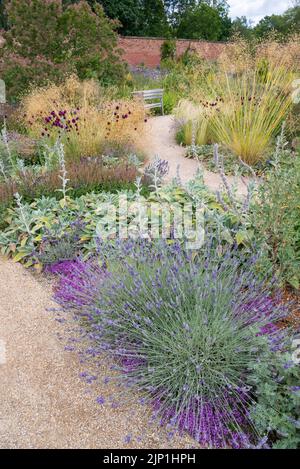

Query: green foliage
184,143,285,177
254,6,300,39
231,16,254,40
37,219,83,265
176,3,224,40
100,0,169,36
0,172,241,266
251,134,300,289
185,144,259,176
249,349,300,449
160,38,176,62
0,0,125,101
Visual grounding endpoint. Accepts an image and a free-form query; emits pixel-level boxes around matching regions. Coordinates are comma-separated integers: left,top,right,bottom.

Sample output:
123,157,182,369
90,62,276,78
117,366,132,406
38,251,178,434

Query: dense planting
174,36,299,164
19,76,146,161
53,240,298,448
0,3,299,448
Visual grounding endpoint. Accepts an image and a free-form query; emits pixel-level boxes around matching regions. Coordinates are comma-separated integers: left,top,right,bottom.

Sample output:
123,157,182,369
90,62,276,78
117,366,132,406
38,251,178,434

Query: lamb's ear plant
0,158,8,182
42,141,60,171
55,142,70,207
14,192,32,236
213,144,258,217
0,120,18,178
1,120,14,168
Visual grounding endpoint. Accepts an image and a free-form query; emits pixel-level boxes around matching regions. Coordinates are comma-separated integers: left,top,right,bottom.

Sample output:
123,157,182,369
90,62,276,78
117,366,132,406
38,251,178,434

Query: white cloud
228,0,293,24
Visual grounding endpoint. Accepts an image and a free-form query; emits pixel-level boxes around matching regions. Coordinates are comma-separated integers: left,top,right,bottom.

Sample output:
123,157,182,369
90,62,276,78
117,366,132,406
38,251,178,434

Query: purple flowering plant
53,238,296,448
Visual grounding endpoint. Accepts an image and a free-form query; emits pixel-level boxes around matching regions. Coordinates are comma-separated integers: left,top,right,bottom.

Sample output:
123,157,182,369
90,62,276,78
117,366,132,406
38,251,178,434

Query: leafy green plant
0,173,239,267
37,220,84,266
185,144,270,176
249,349,300,449
250,131,300,289
160,38,176,62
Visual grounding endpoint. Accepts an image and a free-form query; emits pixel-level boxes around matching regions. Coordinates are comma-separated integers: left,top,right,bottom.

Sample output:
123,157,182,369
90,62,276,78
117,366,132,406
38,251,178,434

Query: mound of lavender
54,239,291,448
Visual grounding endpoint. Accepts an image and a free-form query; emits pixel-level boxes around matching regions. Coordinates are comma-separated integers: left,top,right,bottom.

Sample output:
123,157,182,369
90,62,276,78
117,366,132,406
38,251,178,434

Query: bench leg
161,98,164,116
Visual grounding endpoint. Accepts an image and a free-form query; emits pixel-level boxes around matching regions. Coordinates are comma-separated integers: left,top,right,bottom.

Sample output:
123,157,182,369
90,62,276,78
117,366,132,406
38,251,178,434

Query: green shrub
160,39,176,62
251,134,300,289
249,349,300,449
163,90,178,114
0,0,126,101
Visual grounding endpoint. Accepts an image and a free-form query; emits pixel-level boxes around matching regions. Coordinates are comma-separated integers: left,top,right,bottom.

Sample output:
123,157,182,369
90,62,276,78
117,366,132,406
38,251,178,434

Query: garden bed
0,11,299,448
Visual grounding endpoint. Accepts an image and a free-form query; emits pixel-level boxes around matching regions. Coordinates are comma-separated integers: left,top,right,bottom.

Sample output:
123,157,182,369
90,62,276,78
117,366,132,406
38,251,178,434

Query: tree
98,0,169,36
176,3,224,40
231,16,254,40
254,5,300,38
98,0,142,35
0,0,125,101
140,0,169,37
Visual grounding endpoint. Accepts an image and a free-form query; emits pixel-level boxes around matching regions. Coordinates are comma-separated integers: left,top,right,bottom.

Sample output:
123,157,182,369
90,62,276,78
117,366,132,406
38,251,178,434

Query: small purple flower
124,434,132,444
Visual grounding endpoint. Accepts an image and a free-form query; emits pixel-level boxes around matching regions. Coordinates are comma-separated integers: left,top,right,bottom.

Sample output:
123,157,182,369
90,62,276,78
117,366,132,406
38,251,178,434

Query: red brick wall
0,33,226,68
118,36,227,68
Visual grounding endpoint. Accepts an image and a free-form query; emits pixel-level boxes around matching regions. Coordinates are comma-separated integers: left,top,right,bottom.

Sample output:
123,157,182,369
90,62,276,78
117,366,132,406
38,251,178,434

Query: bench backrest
132,89,164,101
132,89,164,114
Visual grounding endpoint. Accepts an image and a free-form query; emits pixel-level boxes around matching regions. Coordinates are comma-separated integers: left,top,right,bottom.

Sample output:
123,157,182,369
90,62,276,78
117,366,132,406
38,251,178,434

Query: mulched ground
281,288,300,331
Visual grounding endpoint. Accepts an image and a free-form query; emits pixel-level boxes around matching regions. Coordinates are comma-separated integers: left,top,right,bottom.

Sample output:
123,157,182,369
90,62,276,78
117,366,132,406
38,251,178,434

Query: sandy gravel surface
142,115,249,196
0,257,194,449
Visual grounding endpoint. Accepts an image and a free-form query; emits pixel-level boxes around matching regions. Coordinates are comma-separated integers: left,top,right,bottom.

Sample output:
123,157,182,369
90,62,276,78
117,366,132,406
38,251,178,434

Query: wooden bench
132,89,164,115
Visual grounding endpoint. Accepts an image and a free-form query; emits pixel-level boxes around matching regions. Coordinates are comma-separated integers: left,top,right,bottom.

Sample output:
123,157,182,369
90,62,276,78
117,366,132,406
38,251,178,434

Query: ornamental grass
19,75,146,161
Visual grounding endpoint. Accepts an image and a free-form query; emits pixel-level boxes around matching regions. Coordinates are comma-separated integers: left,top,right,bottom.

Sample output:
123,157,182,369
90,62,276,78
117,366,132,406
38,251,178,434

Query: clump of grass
207,65,294,164
54,238,291,448
174,99,213,146
19,75,146,161
218,33,300,75
175,35,299,164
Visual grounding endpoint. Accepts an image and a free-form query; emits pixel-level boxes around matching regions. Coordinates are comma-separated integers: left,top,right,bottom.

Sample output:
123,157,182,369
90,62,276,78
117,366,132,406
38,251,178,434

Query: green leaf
13,251,29,263
236,230,248,246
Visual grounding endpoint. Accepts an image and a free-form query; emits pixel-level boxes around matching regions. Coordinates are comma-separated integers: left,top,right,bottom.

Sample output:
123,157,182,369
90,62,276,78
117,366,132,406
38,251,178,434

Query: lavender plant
38,220,84,266
54,238,292,448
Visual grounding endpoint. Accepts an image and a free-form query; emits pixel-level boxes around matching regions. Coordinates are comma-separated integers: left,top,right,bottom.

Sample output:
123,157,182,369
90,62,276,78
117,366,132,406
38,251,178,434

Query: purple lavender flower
53,238,291,449
96,396,105,405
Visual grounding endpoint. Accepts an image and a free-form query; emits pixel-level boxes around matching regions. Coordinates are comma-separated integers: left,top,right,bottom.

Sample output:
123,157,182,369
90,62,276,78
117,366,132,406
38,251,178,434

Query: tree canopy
0,0,299,42
0,0,125,100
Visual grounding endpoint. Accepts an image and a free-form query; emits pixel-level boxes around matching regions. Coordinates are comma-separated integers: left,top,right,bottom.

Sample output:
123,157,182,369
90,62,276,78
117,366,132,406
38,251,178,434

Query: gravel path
142,115,249,196
0,257,193,449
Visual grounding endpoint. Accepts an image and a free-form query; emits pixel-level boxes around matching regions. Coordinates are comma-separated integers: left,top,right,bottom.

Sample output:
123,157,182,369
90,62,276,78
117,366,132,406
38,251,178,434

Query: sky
228,0,292,24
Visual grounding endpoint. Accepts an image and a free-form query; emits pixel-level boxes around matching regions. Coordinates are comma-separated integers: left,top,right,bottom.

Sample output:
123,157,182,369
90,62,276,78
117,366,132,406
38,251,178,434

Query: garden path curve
142,115,249,196
0,256,192,449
